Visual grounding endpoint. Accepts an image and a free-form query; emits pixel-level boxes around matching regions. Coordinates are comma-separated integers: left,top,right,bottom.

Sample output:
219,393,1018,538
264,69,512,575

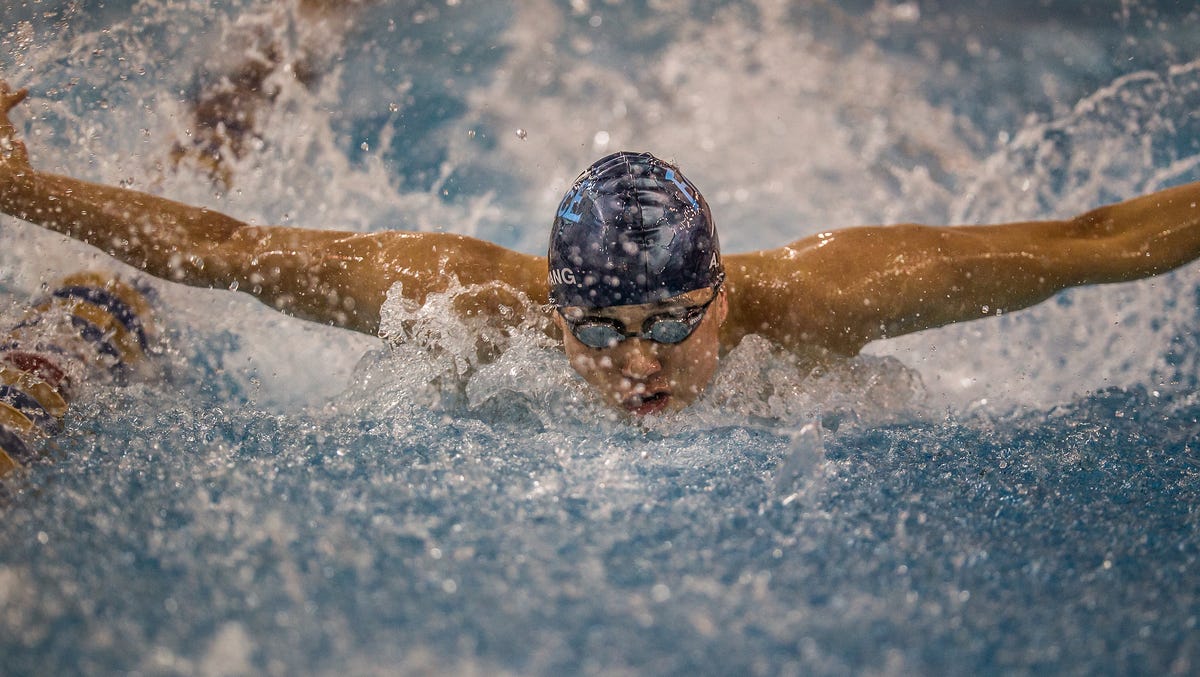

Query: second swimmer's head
548,152,728,417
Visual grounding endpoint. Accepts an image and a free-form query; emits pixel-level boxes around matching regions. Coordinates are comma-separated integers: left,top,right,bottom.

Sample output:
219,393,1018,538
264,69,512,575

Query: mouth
623,391,671,416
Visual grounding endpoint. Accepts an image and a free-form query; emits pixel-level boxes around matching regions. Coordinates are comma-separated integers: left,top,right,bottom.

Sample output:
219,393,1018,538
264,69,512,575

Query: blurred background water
1,1,1199,674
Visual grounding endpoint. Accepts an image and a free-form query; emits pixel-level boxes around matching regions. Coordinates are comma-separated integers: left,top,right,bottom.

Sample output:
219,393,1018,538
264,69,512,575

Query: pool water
1,1,1199,674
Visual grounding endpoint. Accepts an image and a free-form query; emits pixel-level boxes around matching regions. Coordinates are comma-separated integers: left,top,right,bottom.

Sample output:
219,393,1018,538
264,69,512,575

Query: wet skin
553,287,729,417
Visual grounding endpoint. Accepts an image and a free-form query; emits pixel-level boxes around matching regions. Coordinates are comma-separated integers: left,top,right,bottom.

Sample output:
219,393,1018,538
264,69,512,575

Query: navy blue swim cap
548,151,723,308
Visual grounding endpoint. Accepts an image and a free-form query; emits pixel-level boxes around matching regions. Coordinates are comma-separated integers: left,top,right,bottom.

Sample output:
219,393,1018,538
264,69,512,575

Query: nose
619,340,662,380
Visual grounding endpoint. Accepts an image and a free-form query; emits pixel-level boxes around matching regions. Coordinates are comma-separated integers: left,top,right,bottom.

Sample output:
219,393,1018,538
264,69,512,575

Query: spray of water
2,3,1200,675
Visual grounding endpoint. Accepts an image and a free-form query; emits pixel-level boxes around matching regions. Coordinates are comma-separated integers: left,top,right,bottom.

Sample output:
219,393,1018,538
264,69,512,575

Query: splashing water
2,1,1200,675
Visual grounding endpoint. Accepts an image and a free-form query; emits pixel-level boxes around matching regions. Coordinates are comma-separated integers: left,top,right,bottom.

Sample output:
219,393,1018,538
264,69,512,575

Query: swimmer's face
554,286,728,417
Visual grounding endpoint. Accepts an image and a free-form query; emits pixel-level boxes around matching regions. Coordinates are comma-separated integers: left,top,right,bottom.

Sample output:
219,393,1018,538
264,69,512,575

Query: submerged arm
730,181,1200,355
0,82,546,335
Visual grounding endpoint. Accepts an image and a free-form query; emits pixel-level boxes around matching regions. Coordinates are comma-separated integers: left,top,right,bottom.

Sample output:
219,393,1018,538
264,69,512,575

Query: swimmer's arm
1,169,545,333
0,83,546,334
736,180,1200,354
201,229,548,335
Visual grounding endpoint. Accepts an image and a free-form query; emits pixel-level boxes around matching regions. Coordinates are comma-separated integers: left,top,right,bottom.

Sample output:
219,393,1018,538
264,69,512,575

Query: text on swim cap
557,180,593,224
550,268,577,285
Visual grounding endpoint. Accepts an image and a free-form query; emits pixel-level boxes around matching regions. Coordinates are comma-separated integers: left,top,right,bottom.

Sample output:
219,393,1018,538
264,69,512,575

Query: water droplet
651,583,670,602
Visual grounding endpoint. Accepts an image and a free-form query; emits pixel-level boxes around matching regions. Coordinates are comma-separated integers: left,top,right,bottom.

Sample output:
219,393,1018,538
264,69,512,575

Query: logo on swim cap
548,151,723,308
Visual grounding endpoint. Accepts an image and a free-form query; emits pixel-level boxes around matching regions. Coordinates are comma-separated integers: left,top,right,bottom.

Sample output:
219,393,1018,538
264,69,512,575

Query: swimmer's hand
0,81,32,179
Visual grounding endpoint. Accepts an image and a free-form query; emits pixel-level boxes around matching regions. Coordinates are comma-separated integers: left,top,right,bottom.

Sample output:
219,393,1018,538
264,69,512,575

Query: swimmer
3,80,1200,416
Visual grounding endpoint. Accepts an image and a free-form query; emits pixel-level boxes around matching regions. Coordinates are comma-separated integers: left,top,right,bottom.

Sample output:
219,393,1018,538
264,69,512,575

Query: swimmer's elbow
1062,207,1123,242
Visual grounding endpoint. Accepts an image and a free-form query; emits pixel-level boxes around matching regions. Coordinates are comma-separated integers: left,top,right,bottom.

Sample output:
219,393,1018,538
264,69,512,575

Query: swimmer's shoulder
360,230,548,304
721,244,851,354
722,234,836,305
722,233,889,356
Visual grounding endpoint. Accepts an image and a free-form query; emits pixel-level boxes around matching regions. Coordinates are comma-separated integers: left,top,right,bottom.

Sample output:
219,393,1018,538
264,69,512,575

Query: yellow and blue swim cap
548,151,723,308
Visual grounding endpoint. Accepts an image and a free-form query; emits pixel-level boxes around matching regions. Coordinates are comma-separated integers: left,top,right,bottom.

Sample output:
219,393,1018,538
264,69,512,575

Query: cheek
568,350,612,377
663,342,720,384
674,342,718,366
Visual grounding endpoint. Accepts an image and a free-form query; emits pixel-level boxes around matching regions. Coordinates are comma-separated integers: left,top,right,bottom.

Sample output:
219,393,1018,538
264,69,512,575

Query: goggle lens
643,318,694,344
573,324,624,349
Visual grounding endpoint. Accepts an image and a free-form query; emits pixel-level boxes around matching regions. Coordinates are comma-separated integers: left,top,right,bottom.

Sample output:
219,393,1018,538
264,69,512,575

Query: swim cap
548,151,723,308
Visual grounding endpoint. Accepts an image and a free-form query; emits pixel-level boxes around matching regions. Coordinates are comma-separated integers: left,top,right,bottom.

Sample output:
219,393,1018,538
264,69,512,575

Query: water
2,1,1199,674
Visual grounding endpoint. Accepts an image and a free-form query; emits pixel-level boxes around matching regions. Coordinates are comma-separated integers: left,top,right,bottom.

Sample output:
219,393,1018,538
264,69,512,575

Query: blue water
2,1,1200,674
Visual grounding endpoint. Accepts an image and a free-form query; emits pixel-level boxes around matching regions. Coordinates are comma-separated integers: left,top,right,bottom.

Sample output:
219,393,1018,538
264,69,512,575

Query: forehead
560,286,713,321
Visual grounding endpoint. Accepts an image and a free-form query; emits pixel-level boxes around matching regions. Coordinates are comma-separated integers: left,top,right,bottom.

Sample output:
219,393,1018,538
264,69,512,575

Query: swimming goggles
559,284,721,349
